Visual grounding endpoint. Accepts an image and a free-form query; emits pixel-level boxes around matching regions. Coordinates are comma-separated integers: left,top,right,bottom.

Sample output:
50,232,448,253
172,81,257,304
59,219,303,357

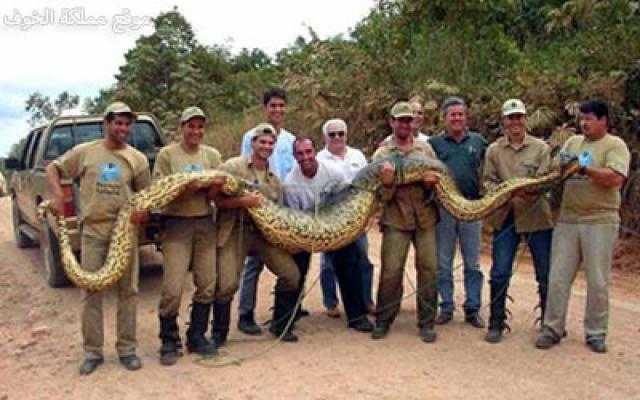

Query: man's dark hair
579,100,609,121
292,136,316,154
263,87,287,105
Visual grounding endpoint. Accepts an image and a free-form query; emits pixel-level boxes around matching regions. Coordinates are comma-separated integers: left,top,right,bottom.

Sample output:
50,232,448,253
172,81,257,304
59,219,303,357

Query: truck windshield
44,121,161,160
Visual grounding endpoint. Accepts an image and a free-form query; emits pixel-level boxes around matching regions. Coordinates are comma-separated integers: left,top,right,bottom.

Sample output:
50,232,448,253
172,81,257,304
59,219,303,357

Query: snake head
558,151,581,178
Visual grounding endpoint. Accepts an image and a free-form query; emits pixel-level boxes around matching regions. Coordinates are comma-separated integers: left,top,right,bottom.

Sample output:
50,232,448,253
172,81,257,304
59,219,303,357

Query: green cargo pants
216,221,300,302
81,234,139,359
158,216,217,318
375,226,438,328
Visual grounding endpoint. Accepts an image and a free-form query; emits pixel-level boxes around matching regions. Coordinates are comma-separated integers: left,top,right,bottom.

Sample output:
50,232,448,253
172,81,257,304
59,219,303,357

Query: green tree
25,91,79,127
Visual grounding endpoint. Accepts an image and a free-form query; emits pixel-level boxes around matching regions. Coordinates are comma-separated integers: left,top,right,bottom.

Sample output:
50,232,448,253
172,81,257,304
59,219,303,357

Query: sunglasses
328,131,345,138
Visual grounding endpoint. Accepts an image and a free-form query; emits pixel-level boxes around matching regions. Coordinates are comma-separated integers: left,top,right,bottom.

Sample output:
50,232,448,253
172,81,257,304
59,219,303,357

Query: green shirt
216,155,282,246
429,131,487,200
559,133,630,224
372,139,439,231
53,139,151,239
153,142,222,217
484,134,553,233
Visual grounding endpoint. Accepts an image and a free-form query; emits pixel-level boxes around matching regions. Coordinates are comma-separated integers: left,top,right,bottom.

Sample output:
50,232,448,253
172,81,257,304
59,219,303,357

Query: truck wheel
12,196,34,248
40,218,70,288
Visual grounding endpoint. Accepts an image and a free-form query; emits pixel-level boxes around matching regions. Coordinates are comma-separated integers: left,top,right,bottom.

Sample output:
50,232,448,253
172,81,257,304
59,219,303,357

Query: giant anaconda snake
38,156,579,291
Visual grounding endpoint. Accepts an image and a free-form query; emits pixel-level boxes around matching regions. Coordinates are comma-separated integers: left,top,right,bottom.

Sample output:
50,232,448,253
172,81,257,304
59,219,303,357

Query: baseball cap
390,102,414,118
251,123,277,140
180,106,207,123
502,99,527,116
103,101,136,119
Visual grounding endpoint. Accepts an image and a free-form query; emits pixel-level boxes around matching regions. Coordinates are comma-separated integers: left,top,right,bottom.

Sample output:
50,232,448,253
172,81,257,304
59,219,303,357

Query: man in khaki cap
483,99,553,343
536,100,630,353
213,123,302,342
153,106,224,365
371,101,441,343
46,101,151,375
382,96,430,145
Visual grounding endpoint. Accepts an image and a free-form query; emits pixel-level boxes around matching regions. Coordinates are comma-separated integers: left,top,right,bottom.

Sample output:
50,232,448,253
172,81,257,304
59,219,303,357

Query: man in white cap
483,99,553,343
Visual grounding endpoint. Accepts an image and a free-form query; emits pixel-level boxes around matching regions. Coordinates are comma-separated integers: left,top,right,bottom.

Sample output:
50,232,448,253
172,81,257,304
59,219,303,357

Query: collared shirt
484,134,553,233
52,139,150,239
429,131,487,200
372,139,439,231
382,131,429,146
240,127,296,180
216,155,282,246
317,146,367,183
559,133,630,224
284,160,347,211
153,142,222,217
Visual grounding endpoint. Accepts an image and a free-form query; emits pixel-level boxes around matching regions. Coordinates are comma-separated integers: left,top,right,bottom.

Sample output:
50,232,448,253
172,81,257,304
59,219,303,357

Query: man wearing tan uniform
153,107,223,365
536,100,630,353
213,124,302,342
371,101,440,343
483,99,553,343
46,102,151,375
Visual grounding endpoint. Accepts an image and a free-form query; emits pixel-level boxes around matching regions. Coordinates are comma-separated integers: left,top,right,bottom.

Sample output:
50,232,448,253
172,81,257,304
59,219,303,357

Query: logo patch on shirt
99,163,121,183
183,163,203,173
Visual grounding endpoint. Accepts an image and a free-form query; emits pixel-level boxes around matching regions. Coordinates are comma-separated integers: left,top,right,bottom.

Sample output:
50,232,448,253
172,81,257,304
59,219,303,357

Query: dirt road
1,197,639,400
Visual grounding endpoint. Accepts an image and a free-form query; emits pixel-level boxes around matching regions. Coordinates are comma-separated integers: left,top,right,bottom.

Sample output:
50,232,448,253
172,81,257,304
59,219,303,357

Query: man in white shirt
284,137,374,332
317,119,374,318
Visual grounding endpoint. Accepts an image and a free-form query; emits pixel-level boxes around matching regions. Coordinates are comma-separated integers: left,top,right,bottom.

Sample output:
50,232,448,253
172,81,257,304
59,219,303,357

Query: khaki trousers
216,222,300,302
81,234,139,359
544,222,618,338
158,216,217,318
376,226,438,327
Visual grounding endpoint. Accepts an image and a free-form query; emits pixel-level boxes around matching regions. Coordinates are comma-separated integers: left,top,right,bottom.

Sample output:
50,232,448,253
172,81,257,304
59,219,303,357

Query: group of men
45,87,630,376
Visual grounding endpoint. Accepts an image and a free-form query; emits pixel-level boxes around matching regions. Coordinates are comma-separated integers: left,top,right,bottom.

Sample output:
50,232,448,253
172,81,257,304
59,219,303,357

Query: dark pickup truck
5,114,167,287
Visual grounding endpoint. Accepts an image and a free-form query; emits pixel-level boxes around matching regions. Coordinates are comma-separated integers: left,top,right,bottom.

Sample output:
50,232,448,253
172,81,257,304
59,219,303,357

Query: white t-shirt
284,160,347,211
317,146,367,183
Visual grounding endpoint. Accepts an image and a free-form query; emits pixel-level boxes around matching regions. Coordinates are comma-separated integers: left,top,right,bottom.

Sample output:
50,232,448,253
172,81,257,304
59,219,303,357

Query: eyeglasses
327,131,345,138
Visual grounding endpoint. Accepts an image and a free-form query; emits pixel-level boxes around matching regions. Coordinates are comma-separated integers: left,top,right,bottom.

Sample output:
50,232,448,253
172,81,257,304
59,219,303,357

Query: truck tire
12,196,34,248
40,218,70,288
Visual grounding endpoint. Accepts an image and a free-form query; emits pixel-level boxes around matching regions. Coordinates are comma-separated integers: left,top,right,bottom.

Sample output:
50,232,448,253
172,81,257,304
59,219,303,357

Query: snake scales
38,156,579,291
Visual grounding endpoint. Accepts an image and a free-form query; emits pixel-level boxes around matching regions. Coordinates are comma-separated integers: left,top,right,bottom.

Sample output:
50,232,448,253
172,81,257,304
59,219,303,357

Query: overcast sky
0,0,374,156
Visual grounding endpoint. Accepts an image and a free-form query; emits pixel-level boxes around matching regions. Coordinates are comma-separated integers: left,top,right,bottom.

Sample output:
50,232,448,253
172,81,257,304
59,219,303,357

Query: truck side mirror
3,158,23,170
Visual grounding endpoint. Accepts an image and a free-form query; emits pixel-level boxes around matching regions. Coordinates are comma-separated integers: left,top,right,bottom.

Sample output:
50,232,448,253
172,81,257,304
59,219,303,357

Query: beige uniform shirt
484,134,554,233
153,142,222,217
53,139,151,239
216,155,282,246
372,139,439,231
559,133,630,224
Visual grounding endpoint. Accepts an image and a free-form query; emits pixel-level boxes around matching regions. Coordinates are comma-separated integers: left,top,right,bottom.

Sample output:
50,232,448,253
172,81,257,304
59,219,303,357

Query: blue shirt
429,131,487,200
241,127,296,180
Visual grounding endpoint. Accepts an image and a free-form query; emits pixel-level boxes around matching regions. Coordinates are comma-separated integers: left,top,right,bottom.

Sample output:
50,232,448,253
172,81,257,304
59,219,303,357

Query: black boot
269,290,299,342
159,315,181,366
237,310,262,335
186,302,217,356
485,281,510,344
211,300,231,348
